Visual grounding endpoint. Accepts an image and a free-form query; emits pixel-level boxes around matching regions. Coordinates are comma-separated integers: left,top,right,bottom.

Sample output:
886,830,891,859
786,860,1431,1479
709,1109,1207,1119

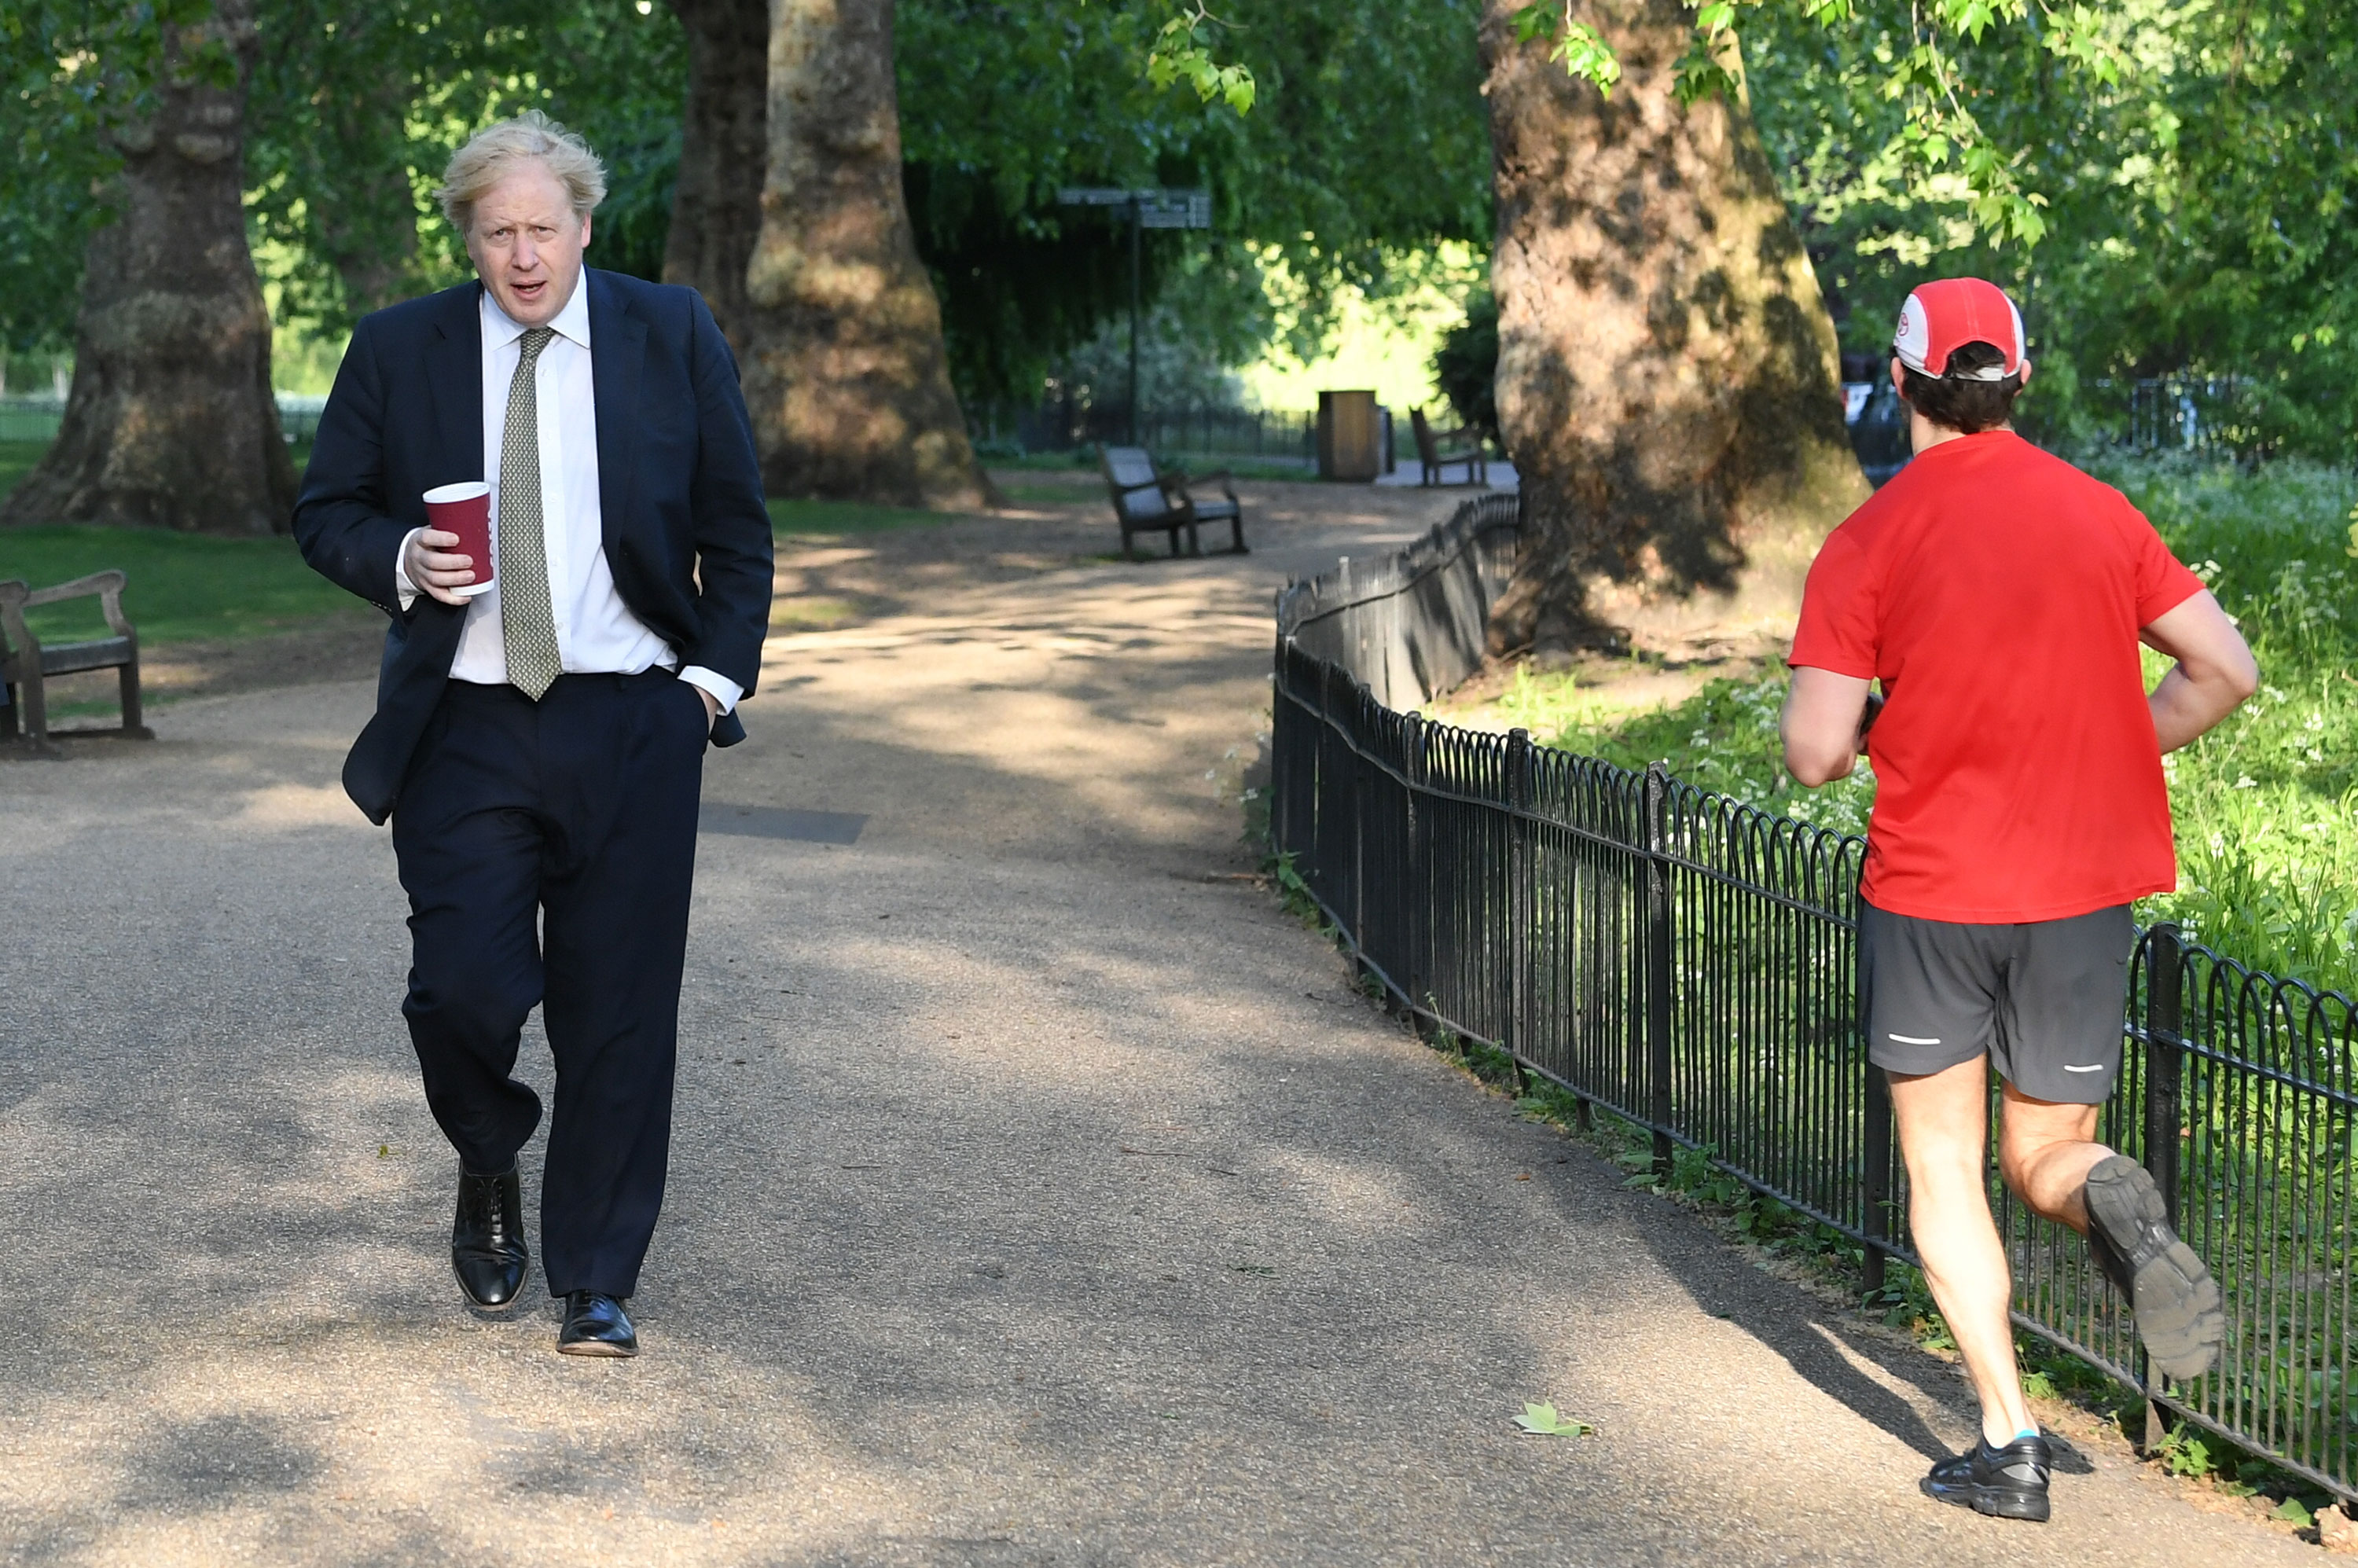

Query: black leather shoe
557,1291,638,1357
450,1163,528,1309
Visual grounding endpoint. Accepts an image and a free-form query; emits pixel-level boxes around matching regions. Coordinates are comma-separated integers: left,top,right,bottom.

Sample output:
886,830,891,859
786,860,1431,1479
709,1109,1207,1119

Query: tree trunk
1,0,294,536
1477,3,1868,657
664,0,770,358
741,0,994,508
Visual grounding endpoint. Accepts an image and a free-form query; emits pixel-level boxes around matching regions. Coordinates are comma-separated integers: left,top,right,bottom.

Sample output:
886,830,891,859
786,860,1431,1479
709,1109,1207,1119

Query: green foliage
1431,289,1498,440
0,525,368,645
1506,0,2098,248
0,442,44,501
898,1,1186,405
0,1,230,354
2136,1417,2323,1509
245,2,688,337
2,3,690,350
1504,663,1879,838
1745,0,2358,459
2157,1421,2218,1480
9,2,1490,416
1510,3,1622,96
908,0,1492,407
1144,4,1256,112
2090,457,2358,993
1265,850,1328,931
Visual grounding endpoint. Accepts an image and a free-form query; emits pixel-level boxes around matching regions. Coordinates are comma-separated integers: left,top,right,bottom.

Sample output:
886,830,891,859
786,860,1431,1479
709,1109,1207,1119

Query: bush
2088,456,2358,991
1431,290,1497,442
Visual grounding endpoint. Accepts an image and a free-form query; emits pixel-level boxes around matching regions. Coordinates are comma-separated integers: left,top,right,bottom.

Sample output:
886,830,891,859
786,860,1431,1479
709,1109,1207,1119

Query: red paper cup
422,481,494,599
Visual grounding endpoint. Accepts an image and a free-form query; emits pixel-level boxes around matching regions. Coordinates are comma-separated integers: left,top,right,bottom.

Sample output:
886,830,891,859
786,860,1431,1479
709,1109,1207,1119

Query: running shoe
1922,1433,2052,1522
2084,1154,2224,1382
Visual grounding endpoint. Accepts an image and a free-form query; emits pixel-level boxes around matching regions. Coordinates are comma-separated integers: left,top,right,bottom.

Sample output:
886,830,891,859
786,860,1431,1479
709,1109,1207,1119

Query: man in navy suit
294,112,773,1357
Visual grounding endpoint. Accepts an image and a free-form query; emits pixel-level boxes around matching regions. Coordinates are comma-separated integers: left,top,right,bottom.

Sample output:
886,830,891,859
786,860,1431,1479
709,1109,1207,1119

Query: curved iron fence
1272,493,2358,1501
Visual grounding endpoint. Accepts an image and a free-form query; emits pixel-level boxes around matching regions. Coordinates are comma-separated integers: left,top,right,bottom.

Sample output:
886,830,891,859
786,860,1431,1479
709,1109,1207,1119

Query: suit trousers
391,670,707,1297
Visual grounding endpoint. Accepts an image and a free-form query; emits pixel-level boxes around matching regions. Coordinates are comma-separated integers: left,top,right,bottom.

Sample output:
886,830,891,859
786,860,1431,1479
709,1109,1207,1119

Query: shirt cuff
393,527,424,611
678,666,743,715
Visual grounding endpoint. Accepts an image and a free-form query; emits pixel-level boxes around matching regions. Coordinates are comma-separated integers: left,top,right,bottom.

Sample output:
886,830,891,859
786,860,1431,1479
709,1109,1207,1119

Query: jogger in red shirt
1783,279,2257,1523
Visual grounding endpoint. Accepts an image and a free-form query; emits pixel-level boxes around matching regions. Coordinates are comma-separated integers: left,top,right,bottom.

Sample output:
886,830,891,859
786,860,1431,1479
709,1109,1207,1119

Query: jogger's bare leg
1889,1057,2034,1446
1995,1083,2108,1232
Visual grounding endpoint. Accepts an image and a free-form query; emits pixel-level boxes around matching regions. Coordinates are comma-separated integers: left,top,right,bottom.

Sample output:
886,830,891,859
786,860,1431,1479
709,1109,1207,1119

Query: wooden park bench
1410,408,1489,488
1099,446,1249,560
0,571,152,753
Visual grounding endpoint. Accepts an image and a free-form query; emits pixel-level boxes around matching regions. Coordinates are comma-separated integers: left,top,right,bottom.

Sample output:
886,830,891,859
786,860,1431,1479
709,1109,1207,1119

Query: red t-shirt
1789,431,2205,923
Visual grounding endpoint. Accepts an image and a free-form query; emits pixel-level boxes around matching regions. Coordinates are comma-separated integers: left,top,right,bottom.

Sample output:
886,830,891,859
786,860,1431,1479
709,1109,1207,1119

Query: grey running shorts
1858,902,2134,1103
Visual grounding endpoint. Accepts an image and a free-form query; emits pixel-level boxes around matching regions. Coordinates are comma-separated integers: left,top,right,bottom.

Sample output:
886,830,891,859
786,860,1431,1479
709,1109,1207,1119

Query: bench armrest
2,570,138,654
1170,468,1238,501
0,578,30,663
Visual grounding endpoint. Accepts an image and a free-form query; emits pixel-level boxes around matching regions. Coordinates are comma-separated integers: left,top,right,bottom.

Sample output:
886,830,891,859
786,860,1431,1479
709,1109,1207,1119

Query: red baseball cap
1893,277,2029,381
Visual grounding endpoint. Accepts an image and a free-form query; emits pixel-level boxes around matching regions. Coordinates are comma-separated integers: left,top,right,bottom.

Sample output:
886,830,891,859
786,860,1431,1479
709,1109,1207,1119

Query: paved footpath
0,487,2302,1566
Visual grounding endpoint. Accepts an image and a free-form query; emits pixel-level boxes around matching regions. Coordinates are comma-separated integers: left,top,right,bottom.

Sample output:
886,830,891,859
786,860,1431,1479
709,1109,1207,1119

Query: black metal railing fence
1272,493,2358,1501
995,398,1317,464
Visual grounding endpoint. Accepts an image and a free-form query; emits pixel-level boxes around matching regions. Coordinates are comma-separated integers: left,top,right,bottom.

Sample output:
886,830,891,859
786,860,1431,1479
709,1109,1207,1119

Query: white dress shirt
396,281,741,713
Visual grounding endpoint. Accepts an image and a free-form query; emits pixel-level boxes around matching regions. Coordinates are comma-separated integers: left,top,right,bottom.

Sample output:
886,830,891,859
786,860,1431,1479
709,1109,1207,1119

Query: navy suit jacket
293,270,774,824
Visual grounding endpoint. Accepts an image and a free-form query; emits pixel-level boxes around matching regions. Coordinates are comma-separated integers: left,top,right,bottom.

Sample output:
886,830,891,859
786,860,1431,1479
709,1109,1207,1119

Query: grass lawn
994,479,1100,506
0,524,370,647
766,496,960,535
0,440,43,500
0,439,362,646
1462,455,2358,994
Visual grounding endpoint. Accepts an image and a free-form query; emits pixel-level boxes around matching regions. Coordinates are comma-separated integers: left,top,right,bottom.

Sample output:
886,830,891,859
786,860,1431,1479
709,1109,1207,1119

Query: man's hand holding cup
415,481,496,607
405,528,483,605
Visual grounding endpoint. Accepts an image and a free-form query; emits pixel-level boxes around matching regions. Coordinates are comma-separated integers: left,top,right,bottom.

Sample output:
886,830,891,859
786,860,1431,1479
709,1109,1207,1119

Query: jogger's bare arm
2141,589,2259,753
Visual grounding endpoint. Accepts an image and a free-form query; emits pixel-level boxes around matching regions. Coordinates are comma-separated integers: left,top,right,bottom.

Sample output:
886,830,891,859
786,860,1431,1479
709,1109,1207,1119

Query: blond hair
433,110,608,234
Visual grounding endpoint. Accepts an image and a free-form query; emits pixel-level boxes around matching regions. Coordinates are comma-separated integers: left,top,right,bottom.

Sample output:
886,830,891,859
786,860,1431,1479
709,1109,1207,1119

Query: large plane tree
740,0,994,509
1,0,293,535
1476,0,1866,656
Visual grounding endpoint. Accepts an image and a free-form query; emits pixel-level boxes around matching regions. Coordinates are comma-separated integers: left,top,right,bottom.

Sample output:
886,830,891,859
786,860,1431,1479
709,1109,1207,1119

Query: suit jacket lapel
588,270,648,560
425,282,484,484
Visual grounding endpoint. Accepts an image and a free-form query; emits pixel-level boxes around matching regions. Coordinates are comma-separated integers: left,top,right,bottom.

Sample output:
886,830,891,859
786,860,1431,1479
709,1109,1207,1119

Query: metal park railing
1001,398,1317,465
1271,493,2358,1501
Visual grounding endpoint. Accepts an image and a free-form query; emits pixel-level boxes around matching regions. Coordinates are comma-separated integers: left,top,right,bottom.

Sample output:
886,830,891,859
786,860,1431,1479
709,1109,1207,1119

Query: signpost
1056,188,1214,444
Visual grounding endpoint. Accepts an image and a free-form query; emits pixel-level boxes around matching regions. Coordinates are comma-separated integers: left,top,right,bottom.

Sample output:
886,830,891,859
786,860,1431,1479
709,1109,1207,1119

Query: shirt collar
479,272,593,352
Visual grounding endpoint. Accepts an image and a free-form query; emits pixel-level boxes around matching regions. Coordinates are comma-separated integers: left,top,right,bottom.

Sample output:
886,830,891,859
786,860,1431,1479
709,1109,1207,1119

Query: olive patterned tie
497,326,563,700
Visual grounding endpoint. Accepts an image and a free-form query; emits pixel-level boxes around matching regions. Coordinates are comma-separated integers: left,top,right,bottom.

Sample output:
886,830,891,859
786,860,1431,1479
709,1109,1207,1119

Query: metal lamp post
1056,187,1213,445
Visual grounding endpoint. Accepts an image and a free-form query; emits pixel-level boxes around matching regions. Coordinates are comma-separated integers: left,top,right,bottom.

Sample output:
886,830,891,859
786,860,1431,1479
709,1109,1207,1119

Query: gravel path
0,481,2303,1565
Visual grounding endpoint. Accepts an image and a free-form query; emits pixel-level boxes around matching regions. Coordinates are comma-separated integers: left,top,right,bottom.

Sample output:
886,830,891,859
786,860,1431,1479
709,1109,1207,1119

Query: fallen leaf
1515,1173,1532,1181
1514,1402,1594,1438
2275,1496,2315,1528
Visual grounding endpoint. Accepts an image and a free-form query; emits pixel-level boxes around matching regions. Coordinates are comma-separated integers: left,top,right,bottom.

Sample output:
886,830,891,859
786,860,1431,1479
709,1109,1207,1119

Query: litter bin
1317,390,1383,482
